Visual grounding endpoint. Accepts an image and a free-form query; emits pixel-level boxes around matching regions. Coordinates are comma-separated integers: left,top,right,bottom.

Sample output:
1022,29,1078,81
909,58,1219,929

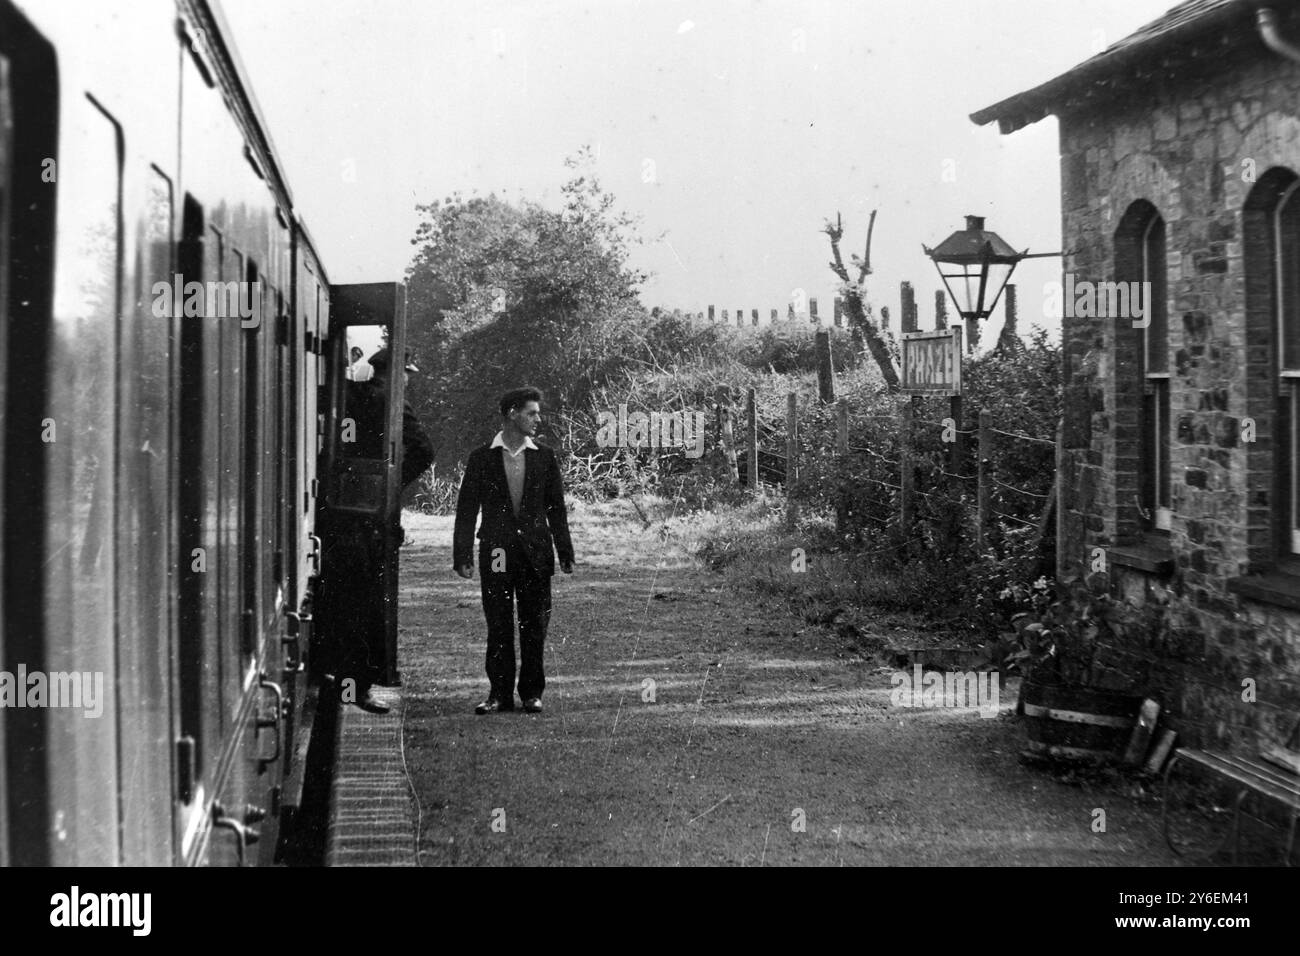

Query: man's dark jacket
453,441,574,575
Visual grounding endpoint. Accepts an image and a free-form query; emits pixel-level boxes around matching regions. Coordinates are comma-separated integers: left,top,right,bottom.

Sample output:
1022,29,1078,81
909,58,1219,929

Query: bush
777,329,1062,636
408,462,464,516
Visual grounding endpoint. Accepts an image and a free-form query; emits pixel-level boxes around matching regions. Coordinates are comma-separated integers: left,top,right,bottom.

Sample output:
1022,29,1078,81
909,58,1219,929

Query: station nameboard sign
901,327,963,396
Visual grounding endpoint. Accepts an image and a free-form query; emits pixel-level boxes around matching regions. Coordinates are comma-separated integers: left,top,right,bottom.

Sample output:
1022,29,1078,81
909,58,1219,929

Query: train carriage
0,0,405,865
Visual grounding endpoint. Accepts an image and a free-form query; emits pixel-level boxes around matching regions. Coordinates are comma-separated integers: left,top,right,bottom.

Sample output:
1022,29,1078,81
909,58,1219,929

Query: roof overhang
970,0,1278,134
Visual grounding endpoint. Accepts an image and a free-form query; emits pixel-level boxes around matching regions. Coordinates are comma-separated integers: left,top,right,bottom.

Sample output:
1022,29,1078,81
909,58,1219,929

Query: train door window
273,287,286,603
221,247,244,716
334,325,388,513
316,284,327,459
242,258,263,660
0,46,11,869
260,276,283,622
44,94,122,864
204,225,225,739
177,197,222,794
114,164,175,865
1,10,59,865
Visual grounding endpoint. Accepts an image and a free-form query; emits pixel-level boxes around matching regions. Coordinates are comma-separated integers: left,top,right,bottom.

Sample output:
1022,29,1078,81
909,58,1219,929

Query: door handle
283,612,305,673
211,801,260,867
256,675,284,770
308,533,322,575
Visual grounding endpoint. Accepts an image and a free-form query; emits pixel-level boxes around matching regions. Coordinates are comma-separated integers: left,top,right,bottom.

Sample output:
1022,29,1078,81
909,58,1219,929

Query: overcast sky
222,0,1183,343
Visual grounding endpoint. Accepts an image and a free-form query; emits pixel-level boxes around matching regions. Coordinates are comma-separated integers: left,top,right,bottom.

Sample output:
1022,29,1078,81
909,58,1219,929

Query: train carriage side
171,0,310,866
0,0,321,865
2,0,185,867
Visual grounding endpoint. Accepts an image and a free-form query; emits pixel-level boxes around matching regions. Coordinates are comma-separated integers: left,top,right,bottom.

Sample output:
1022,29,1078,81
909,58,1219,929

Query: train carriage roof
186,0,296,210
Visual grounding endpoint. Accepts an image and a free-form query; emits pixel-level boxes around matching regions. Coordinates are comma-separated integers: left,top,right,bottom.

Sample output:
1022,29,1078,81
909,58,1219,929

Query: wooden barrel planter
1021,679,1142,763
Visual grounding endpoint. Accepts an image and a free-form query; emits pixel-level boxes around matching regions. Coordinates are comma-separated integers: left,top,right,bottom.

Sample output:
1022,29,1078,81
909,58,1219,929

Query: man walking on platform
453,387,574,714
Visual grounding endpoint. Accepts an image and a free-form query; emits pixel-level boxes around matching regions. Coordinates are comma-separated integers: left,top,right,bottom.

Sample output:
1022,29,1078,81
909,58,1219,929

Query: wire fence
726,387,1058,561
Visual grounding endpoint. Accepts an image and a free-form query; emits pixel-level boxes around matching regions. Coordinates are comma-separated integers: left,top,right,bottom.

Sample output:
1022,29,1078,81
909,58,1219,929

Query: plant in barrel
1004,575,1154,764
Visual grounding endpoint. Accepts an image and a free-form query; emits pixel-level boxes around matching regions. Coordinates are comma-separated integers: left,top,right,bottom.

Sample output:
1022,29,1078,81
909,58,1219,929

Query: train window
334,325,388,512
242,258,262,660
221,247,244,709
272,287,286,597
44,93,122,864
260,276,282,620
177,196,218,794
114,164,175,864
204,225,225,735
1,8,58,865
341,325,387,456
0,46,11,870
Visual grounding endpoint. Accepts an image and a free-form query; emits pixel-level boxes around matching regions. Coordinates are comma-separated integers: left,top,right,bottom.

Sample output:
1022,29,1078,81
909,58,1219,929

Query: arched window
1242,168,1300,574
1115,201,1169,539
1276,179,1300,557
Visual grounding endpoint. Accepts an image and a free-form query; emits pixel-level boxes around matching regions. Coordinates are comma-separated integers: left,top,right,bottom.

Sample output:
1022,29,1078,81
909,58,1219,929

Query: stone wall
1056,44,1300,752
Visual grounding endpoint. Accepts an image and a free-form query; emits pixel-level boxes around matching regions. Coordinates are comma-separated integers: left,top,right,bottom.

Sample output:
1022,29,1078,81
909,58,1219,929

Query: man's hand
560,560,574,574
455,564,473,579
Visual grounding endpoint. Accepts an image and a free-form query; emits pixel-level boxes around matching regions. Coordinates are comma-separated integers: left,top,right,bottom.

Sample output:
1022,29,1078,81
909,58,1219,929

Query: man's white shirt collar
491,431,537,457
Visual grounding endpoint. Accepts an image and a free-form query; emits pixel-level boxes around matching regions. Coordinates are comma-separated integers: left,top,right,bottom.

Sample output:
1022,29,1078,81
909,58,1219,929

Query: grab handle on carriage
255,676,284,769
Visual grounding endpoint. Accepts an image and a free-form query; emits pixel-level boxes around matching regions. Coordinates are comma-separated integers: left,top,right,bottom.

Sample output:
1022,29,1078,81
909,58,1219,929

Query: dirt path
397,501,1178,866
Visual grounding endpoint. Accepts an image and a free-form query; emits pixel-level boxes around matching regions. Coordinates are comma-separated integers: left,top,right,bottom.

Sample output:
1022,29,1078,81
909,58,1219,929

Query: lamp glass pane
981,262,1014,317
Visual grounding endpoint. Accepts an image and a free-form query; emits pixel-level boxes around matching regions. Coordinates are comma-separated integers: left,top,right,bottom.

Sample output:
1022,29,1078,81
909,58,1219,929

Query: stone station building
974,0,1300,753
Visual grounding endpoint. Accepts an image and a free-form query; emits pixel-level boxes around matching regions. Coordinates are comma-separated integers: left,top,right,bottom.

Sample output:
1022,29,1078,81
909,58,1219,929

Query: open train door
315,282,408,690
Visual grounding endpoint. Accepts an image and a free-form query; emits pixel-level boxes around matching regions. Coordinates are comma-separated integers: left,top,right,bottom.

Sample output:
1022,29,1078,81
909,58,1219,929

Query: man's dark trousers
480,542,551,704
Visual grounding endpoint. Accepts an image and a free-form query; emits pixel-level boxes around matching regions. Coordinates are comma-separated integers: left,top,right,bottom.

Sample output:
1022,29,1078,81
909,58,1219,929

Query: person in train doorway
346,345,373,381
339,347,434,713
453,387,574,714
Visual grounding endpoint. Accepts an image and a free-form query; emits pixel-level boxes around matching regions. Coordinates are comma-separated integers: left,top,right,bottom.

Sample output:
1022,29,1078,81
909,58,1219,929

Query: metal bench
1162,746,1300,866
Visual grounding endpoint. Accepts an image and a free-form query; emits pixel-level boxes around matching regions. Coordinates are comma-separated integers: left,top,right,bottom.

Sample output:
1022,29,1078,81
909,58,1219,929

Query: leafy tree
404,148,650,467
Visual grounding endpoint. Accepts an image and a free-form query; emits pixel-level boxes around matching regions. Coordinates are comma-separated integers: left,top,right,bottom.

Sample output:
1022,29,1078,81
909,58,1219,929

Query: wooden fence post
786,392,798,530
834,297,844,328
977,408,992,553
901,281,917,334
835,399,850,533
943,295,963,478
752,308,759,327
810,297,819,324
708,305,715,324
949,392,965,483
815,328,835,403
1055,418,1066,583
997,283,1018,352
900,398,914,541
747,387,759,493
717,386,738,484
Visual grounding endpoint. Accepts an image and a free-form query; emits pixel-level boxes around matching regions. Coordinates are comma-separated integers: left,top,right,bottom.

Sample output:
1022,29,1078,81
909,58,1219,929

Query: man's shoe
523,697,543,713
475,698,505,715
358,688,391,714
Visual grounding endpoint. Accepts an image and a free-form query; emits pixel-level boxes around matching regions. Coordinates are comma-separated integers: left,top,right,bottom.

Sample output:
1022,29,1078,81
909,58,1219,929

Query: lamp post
923,215,1054,351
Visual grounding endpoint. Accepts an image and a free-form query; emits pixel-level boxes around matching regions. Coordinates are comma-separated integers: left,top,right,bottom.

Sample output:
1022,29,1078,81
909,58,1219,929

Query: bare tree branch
822,208,900,390
858,209,877,283
823,212,850,283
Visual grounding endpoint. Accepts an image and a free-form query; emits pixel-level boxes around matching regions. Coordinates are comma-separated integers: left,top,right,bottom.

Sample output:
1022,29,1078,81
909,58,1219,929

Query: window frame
1141,213,1172,533
1274,179,1300,559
